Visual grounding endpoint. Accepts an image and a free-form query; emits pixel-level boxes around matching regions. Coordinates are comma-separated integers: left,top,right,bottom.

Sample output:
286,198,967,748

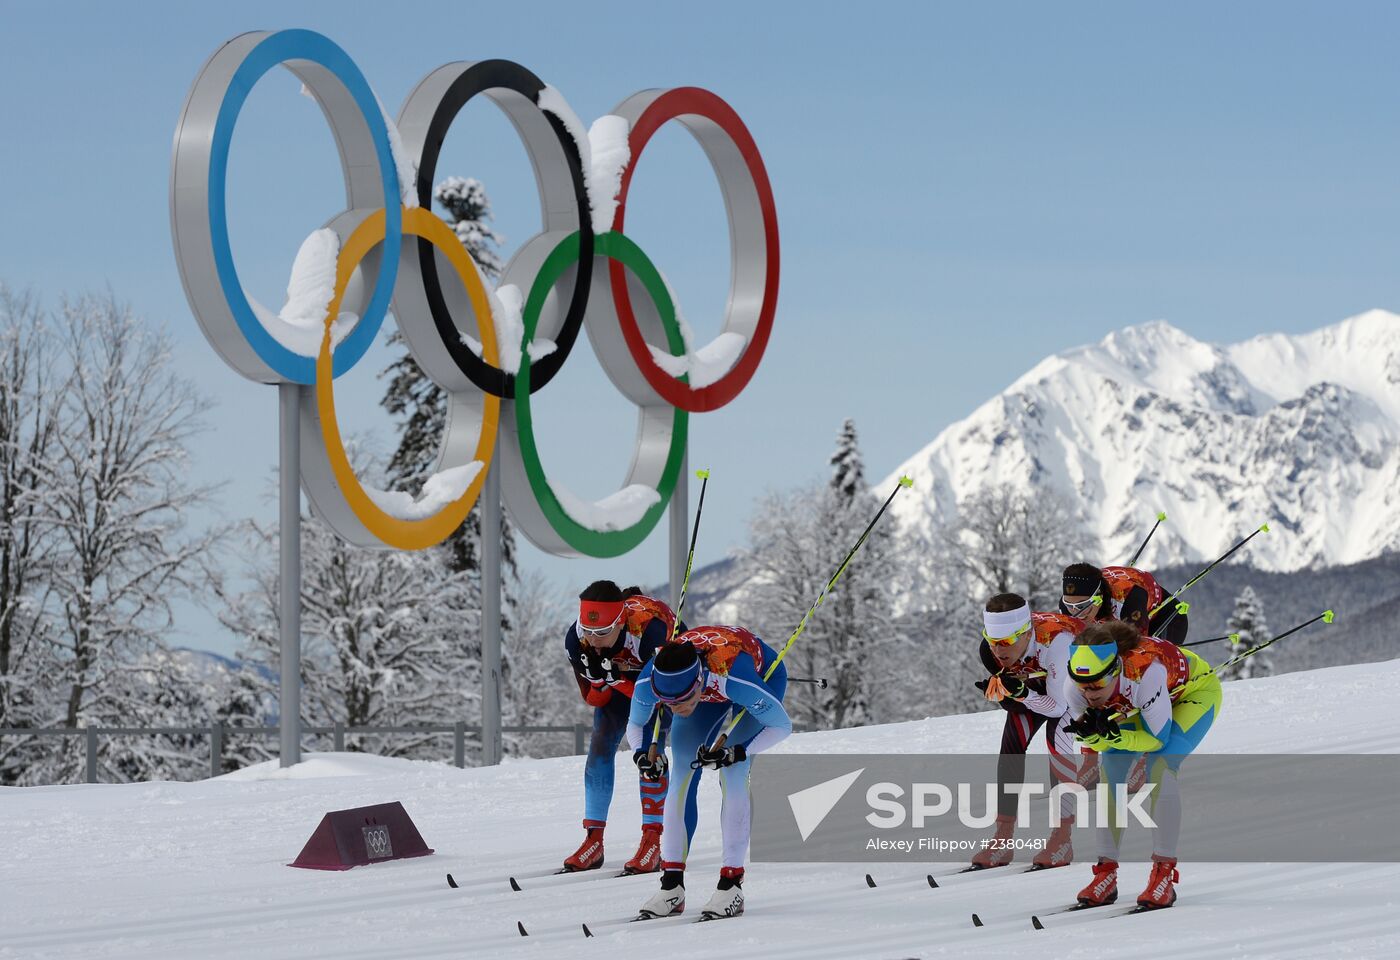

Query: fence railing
0,721,592,784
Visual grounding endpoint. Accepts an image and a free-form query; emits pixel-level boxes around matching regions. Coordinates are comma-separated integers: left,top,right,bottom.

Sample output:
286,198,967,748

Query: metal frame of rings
170,29,779,558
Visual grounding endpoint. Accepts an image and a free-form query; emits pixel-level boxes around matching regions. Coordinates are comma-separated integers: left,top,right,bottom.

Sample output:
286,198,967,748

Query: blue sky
4,1,1400,655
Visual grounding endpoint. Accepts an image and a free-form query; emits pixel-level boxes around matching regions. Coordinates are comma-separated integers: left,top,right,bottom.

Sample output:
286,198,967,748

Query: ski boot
1136,855,1179,909
1031,818,1074,869
1127,755,1148,794
968,814,1016,869
623,822,663,875
1076,857,1119,906
561,820,605,872
637,868,685,919
698,867,744,920
1076,747,1101,789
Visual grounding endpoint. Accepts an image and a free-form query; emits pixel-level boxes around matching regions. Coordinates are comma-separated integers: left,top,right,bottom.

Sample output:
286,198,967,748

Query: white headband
983,603,1031,639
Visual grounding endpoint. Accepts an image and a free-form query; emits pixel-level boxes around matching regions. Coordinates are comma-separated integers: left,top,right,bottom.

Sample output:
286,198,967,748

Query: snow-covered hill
885,310,1400,572
4,661,1398,959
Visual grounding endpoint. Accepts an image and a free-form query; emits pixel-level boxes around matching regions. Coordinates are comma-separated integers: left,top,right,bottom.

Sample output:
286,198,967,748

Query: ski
1029,903,1163,928
695,911,742,923
864,864,1048,891
507,867,654,891
517,912,690,939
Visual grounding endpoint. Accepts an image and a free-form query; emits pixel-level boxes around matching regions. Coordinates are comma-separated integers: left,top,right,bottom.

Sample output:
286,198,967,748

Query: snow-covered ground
4,662,1399,959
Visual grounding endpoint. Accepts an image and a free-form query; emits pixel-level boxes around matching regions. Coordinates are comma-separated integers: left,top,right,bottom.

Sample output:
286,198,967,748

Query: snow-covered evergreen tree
434,177,505,278
380,177,514,561
1222,585,1271,680
744,420,905,730
829,418,864,502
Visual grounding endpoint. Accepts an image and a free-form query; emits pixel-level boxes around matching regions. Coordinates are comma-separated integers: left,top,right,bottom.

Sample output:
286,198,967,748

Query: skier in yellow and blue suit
1063,620,1222,910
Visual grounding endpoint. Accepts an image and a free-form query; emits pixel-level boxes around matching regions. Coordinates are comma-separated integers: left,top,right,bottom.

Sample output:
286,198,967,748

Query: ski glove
579,650,610,683
692,743,747,770
1064,708,1119,739
1097,727,1163,753
633,749,669,782
999,674,1028,700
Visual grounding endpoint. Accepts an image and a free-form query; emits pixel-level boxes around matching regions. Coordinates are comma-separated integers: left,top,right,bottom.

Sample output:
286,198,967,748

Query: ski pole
652,468,711,753
1126,512,1167,567
788,676,830,688
709,475,914,749
1148,523,1270,638
1208,609,1333,678
668,468,711,644
1107,610,1333,724
1178,633,1237,649
1150,522,1269,617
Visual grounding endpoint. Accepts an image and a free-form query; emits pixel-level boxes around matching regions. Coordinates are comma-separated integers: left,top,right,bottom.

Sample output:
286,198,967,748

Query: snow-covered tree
938,485,1094,610
501,571,586,759
434,177,505,278
1,293,221,784
829,418,864,503
743,420,905,730
1221,585,1271,680
0,287,58,736
216,450,483,763
379,176,516,576
36,296,220,731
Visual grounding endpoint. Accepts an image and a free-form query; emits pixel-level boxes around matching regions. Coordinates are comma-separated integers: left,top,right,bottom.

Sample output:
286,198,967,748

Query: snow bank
248,228,360,357
219,751,433,782
488,284,525,374
537,84,632,235
547,480,661,531
363,461,484,521
650,331,747,387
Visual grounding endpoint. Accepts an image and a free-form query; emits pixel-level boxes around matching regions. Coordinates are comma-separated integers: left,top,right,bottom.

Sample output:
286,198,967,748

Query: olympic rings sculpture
171,29,778,558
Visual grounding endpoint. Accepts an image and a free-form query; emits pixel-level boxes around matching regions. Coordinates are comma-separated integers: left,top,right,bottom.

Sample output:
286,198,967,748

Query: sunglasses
982,622,1032,647
1071,666,1119,690
1061,594,1104,617
656,672,706,705
579,615,622,638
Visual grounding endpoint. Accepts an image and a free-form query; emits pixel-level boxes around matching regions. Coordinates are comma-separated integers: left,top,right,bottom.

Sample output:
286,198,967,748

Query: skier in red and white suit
970,593,1086,870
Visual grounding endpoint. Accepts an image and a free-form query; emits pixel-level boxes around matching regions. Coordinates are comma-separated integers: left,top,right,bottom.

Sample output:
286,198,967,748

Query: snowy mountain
885,310,1400,572
4,661,1397,958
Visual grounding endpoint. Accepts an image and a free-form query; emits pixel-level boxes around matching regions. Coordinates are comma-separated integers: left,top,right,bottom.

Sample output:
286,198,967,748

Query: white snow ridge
247,228,359,357
885,310,1400,573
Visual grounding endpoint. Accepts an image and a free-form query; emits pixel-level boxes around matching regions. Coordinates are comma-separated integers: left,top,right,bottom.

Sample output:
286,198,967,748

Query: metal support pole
669,447,688,614
333,721,345,753
279,383,302,768
481,438,503,766
209,720,223,779
454,720,466,768
85,726,97,783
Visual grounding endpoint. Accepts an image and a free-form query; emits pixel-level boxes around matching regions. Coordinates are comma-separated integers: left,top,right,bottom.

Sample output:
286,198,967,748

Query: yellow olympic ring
315,206,501,549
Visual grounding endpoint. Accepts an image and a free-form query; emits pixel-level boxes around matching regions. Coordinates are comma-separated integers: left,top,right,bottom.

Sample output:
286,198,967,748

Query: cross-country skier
1060,562,1188,643
1064,620,1223,910
561,581,681,874
626,626,791,920
971,594,1086,869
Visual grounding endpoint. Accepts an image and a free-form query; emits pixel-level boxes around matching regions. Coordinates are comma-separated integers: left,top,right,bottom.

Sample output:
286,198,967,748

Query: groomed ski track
3,661,1397,959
